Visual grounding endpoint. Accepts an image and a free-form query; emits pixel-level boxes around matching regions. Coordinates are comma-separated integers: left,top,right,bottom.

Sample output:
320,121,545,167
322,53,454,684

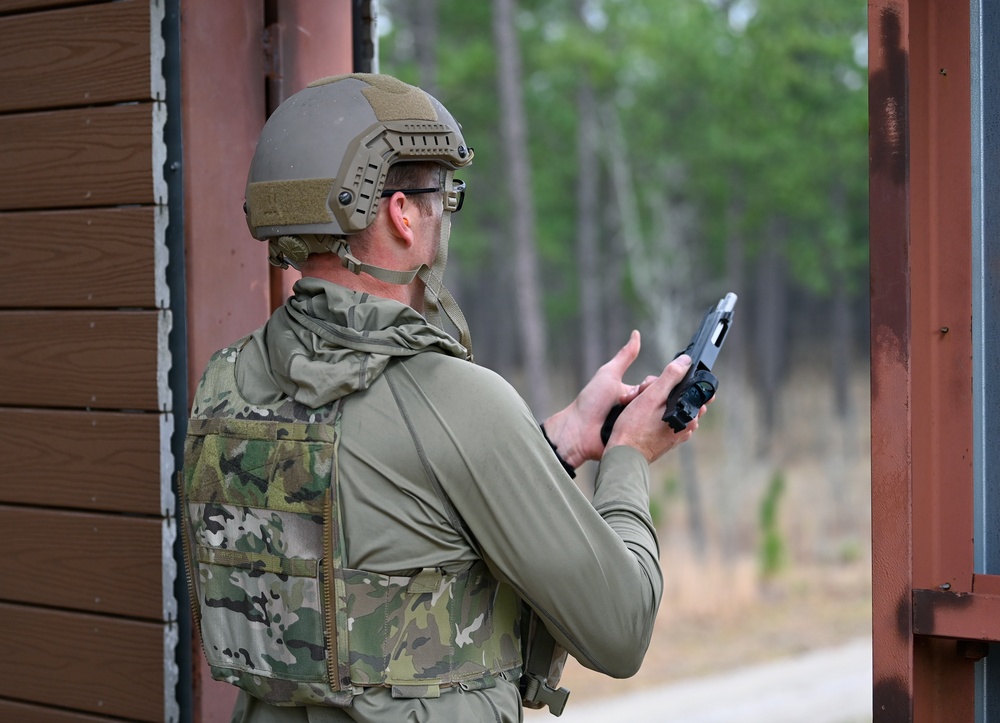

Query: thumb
605,330,641,378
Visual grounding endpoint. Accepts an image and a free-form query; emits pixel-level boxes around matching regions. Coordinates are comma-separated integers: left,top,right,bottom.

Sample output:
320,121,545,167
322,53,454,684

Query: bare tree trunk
831,271,854,422
719,193,752,560
830,191,855,436
753,218,789,454
679,445,707,557
574,73,603,383
599,104,687,350
603,186,631,359
491,0,550,413
600,101,708,554
824,266,855,536
412,0,438,97
458,231,518,377
826,196,858,535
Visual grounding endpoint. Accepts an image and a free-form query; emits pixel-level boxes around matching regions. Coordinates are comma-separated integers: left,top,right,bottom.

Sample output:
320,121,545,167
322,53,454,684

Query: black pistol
601,292,737,443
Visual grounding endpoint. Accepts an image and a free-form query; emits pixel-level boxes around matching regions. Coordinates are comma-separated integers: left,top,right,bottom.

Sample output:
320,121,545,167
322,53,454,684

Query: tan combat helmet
244,73,476,358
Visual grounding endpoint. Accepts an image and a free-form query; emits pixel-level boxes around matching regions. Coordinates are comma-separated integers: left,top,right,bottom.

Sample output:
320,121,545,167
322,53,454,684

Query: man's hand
605,353,707,463
542,331,657,469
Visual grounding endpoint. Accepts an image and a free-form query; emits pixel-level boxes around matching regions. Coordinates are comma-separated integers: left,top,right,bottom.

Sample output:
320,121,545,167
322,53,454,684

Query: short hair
345,162,442,251
381,162,443,216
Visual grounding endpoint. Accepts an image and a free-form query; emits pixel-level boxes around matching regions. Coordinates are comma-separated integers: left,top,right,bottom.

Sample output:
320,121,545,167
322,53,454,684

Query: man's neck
301,257,424,311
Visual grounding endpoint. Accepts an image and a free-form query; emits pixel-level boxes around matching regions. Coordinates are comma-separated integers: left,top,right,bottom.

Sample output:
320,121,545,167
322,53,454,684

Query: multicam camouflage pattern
339,562,521,689
180,341,521,706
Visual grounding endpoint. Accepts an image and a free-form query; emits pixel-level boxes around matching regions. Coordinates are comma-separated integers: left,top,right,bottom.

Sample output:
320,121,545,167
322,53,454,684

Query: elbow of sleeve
594,581,661,677
584,615,655,679
594,642,649,679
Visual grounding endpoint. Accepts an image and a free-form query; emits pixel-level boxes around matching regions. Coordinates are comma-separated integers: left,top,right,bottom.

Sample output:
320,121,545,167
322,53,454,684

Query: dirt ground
556,556,873,703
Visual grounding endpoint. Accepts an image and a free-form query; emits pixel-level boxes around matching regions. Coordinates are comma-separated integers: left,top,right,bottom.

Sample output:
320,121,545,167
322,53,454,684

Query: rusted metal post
972,0,1000,712
869,1,914,716
265,0,355,310
870,0,976,719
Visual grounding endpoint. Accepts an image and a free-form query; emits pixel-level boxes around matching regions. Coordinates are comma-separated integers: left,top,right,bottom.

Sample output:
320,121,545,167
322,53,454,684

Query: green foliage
759,469,787,578
648,496,662,528
662,474,679,499
378,0,869,339
838,537,863,564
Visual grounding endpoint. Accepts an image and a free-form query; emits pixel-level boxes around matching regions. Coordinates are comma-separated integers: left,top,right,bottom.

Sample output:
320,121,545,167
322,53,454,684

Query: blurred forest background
378,0,871,697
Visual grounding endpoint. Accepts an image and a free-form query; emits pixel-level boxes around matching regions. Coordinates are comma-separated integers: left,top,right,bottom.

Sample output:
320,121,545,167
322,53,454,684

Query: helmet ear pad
266,235,340,271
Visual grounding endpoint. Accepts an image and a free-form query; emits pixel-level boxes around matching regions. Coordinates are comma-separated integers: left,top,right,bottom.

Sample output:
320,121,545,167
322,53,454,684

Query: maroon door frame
180,2,353,720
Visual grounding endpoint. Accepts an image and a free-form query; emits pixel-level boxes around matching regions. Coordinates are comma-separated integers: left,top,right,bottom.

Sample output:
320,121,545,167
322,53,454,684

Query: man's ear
384,191,415,247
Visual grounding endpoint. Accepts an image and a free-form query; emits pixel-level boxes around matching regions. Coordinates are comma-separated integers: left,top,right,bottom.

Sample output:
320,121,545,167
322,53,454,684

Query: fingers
618,374,658,405
616,354,692,416
649,354,692,395
669,353,693,375
619,384,641,405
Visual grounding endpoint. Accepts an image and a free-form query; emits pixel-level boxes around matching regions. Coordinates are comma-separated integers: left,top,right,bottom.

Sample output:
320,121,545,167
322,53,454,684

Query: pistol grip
600,403,626,446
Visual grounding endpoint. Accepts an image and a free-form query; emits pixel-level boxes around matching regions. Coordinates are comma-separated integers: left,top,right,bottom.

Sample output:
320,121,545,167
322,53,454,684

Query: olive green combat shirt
220,278,663,723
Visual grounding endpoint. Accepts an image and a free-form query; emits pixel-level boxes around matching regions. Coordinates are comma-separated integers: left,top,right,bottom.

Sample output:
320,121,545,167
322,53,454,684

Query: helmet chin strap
326,184,474,361
329,239,474,361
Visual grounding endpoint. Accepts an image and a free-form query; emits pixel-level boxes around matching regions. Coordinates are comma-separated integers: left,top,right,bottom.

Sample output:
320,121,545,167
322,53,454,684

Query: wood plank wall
0,1,178,721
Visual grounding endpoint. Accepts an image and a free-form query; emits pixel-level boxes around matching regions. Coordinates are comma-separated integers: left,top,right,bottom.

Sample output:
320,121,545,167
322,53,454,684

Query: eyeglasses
380,178,466,213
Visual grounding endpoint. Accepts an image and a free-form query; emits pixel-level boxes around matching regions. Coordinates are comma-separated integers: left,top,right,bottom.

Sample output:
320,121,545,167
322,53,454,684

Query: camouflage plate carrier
179,341,523,706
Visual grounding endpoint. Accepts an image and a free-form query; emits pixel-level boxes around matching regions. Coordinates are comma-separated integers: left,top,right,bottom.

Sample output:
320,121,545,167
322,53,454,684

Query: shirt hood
237,277,470,408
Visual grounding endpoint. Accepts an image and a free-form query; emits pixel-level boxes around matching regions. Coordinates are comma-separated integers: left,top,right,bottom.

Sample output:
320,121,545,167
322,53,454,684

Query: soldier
180,74,705,722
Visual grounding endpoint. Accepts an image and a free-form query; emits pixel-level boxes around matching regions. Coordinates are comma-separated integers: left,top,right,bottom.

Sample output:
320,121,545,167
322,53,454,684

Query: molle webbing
181,348,520,706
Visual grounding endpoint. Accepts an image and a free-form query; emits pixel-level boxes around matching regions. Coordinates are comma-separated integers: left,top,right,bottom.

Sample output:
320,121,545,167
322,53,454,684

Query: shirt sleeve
396,355,663,678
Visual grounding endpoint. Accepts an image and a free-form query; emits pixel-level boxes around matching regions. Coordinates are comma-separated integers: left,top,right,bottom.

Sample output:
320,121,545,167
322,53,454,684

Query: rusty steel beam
869,0,914,717
181,0,270,387
181,2,268,721
914,585,1000,643
909,0,976,722
907,0,976,717
265,0,354,310
870,0,975,719
906,0,974,598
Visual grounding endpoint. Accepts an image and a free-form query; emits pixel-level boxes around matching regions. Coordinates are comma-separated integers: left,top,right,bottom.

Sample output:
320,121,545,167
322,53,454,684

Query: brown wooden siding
0,0,95,13
0,506,174,618
0,603,170,720
0,310,167,408
0,0,161,112
0,207,166,308
0,0,177,720
0,408,168,513
0,103,165,209
0,698,127,723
